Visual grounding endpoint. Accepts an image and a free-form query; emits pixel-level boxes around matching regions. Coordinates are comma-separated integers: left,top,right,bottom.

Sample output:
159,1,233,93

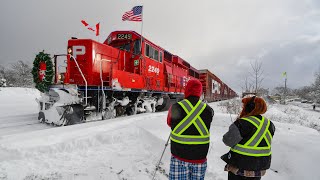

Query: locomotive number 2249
148,65,160,74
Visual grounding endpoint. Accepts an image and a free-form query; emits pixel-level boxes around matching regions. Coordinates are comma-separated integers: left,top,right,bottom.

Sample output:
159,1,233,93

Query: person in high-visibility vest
167,79,214,180
221,96,276,180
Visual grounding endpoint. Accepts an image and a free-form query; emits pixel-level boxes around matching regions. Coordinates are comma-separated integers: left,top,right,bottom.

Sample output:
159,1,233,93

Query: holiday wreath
32,51,54,92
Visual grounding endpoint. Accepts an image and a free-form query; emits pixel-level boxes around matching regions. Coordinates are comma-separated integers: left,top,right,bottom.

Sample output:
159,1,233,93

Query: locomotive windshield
116,43,131,51
110,39,141,55
106,32,142,54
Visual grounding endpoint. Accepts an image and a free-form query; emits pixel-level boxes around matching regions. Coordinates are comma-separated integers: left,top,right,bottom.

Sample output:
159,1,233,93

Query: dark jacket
167,96,214,163
221,115,276,171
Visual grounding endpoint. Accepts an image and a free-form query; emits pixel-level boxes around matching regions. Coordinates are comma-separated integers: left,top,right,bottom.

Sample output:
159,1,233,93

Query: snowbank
0,88,50,136
266,103,320,131
0,123,171,180
0,87,40,117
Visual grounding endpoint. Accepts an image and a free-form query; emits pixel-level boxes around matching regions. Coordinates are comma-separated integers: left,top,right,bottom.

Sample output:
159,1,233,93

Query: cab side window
160,52,163,63
145,43,162,63
146,44,150,57
154,50,159,61
133,40,141,54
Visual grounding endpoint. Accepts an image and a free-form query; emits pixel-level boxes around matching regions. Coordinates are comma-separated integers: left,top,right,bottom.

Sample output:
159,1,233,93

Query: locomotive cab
104,31,142,74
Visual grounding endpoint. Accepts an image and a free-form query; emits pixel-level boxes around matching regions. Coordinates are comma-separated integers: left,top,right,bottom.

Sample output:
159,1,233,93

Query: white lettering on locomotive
148,65,160,74
72,46,86,59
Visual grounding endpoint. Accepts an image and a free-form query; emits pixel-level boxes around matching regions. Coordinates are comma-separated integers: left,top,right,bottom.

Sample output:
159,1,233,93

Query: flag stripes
122,6,143,21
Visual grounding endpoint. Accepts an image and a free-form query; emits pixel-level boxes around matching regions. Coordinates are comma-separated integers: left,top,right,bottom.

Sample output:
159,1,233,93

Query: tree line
0,61,33,87
272,72,320,103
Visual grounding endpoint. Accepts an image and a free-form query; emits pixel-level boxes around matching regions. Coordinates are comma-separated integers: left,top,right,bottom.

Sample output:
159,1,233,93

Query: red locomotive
34,31,237,126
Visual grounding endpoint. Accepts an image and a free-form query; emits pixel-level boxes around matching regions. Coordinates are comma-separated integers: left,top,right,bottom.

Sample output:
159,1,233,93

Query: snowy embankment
0,88,40,117
0,88,52,136
266,103,320,132
0,88,320,180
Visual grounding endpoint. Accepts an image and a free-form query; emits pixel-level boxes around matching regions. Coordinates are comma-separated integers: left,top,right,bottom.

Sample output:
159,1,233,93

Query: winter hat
239,96,267,118
184,79,202,98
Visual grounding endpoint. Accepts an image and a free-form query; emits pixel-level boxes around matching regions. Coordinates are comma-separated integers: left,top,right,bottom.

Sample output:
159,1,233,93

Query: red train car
199,69,237,102
35,31,236,126
199,69,222,102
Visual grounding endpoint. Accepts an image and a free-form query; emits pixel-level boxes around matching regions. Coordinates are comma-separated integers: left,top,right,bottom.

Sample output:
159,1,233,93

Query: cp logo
72,46,86,59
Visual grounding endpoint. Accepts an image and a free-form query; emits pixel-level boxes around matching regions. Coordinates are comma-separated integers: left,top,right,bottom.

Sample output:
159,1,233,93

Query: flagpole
139,5,144,75
140,6,144,54
281,72,287,104
284,74,287,105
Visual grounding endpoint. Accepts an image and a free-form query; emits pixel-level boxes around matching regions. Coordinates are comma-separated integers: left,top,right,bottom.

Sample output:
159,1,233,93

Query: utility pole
283,72,287,104
284,77,287,104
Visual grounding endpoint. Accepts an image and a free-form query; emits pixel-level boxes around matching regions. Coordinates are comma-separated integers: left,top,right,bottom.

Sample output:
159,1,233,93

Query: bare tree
240,74,254,94
0,65,5,78
0,61,33,87
0,65,6,87
273,86,294,96
296,70,320,103
10,60,33,87
295,86,313,101
257,87,269,96
244,76,254,92
312,71,320,103
249,60,264,94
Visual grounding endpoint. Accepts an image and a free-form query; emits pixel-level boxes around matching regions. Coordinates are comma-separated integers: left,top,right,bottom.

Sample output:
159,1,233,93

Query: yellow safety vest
170,99,210,145
230,116,273,157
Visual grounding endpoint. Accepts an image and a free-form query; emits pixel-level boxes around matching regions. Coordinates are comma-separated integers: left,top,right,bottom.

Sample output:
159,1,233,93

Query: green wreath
32,51,54,93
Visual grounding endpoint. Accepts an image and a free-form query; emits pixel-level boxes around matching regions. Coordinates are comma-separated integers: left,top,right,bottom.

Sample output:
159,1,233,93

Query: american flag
122,6,143,21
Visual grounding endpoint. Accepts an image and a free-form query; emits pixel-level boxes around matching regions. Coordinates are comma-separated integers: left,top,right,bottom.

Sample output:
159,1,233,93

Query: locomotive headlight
67,47,72,55
58,73,65,82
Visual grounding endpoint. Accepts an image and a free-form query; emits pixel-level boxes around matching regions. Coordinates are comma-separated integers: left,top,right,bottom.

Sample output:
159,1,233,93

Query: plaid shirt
224,164,266,177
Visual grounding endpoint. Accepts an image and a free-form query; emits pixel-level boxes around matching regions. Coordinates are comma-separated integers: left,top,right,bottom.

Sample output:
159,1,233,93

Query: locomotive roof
190,66,199,73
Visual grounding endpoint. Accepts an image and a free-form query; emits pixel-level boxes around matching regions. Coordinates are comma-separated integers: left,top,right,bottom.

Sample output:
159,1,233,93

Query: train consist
34,31,237,126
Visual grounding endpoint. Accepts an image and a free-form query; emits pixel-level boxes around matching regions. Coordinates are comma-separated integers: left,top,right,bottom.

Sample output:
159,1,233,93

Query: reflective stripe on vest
170,99,209,145
231,116,272,157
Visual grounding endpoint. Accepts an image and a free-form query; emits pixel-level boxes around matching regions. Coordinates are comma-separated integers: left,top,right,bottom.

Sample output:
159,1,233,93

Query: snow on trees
0,61,33,87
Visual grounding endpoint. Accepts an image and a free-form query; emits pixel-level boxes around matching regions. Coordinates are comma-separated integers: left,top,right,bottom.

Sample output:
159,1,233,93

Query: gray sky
1,0,320,93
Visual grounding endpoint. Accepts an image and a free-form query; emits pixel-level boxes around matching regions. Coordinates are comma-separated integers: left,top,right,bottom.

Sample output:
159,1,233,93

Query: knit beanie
184,79,202,98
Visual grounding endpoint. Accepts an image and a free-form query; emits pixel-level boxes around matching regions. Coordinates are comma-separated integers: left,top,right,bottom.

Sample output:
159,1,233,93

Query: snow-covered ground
0,88,320,180
0,88,53,137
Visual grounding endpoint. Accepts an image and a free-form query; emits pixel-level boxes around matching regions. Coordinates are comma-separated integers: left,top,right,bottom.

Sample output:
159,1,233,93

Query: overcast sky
1,0,320,93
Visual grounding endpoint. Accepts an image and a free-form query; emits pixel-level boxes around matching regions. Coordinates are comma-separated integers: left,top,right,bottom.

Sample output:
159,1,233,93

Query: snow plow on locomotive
34,31,237,126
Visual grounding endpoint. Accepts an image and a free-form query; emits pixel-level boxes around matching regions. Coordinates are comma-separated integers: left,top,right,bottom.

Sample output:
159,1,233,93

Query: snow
0,88,320,180
0,88,53,137
0,88,40,117
265,103,320,131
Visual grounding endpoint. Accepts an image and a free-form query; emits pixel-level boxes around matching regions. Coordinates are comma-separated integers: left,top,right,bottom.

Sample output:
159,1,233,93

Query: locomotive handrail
70,55,88,106
98,59,111,112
